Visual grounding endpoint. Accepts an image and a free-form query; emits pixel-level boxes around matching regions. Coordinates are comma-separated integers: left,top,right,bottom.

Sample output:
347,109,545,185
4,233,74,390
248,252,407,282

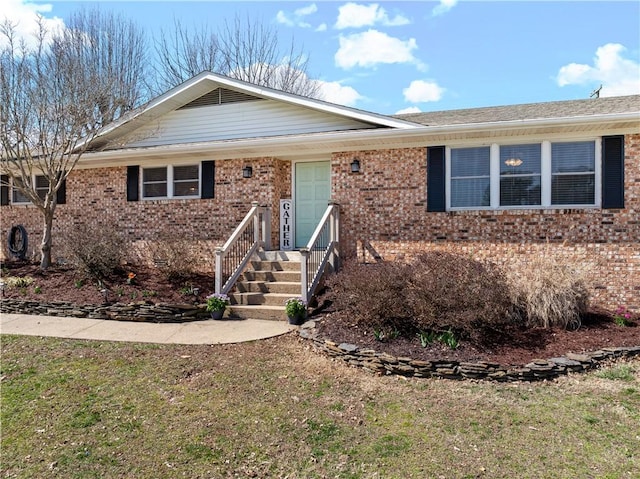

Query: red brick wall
2,135,638,310
0,157,288,268
331,134,640,311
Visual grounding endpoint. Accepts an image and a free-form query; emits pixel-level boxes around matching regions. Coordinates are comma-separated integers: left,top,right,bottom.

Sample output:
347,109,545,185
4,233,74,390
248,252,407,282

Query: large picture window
142,164,200,199
447,139,599,210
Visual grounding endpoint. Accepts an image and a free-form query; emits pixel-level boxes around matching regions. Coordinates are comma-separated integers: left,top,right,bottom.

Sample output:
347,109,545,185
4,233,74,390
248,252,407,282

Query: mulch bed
2,260,639,367
315,309,640,367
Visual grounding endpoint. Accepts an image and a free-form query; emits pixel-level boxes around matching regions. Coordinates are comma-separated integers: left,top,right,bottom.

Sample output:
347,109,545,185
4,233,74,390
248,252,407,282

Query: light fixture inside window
504,158,523,167
242,166,253,178
350,158,361,173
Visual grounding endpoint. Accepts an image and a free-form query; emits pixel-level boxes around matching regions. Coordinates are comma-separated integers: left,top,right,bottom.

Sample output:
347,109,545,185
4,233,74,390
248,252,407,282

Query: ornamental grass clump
505,249,590,329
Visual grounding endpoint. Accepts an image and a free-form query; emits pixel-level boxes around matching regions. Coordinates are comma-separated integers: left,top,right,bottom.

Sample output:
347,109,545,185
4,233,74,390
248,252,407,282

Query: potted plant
206,293,229,320
285,297,307,325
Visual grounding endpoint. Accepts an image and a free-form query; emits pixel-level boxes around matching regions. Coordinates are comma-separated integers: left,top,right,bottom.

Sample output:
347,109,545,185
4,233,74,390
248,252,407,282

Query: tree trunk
40,210,54,270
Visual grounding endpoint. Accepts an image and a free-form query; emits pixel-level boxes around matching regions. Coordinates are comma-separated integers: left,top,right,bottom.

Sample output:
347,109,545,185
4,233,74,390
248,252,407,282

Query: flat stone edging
3,299,638,381
0,298,209,323
298,320,640,382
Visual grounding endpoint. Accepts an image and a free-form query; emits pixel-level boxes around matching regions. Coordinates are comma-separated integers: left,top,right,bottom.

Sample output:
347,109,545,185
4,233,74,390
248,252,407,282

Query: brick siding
331,134,640,311
1,134,638,310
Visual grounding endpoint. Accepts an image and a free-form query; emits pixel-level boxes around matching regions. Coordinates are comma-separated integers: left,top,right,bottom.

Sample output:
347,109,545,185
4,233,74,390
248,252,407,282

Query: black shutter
201,161,215,199
602,135,624,209
1,175,9,206
427,146,446,212
127,166,139,201
56,178,66,205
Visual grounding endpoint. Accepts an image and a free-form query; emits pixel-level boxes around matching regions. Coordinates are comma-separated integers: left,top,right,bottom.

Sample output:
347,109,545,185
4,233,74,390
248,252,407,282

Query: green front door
295,161,331,248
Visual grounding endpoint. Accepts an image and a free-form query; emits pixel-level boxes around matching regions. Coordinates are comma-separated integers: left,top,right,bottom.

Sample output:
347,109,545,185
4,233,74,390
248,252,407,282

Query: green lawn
1,334,638,478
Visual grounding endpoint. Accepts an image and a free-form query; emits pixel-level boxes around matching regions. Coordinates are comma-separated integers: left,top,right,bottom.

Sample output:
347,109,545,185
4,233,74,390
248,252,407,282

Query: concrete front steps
227,251,302,321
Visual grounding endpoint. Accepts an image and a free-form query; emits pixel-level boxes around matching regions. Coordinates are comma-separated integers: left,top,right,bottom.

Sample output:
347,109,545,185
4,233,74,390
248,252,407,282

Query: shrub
405,252,514,341
505,250,590,329
323,260,413,333
60,223,125,279
324,252,514,342
145,238,200,282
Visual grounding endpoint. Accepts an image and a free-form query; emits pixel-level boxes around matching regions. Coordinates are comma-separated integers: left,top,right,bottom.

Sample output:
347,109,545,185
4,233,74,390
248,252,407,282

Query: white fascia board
79,112,640,166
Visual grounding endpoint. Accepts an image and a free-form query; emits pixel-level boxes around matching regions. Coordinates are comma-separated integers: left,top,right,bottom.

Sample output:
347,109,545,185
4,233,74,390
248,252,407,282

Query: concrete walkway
0,313,296,345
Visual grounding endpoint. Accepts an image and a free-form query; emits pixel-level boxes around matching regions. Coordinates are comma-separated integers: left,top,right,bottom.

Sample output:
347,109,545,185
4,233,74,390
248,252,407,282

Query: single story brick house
1,72,639,310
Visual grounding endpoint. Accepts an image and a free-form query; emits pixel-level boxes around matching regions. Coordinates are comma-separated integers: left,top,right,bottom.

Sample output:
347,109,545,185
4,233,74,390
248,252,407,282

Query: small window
173,165,199,197
141,165,200,199
12,178,29,204
551,141,595,205
35,175,49,200
500,144,541,206
450,147,490,208
143,167,168,198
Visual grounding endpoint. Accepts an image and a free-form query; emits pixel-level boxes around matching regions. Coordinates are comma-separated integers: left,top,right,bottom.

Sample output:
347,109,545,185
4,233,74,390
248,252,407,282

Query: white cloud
0,0,65,49
403,80,445,103
316,23,327,32
432,0,458,17
275,11,295,27
335,29,421,69
395,106,422,114
295,4,318,16
556,43,640,97
276,3,318,29
334,2,410,29
315,79,363,106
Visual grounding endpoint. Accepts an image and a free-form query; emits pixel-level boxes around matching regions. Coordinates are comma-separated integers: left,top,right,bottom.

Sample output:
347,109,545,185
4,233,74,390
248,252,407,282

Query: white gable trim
92,72,419,149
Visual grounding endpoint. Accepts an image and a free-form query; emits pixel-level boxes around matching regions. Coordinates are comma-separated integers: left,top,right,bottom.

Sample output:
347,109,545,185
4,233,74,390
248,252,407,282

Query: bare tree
0,12,147,269
153,15,321,98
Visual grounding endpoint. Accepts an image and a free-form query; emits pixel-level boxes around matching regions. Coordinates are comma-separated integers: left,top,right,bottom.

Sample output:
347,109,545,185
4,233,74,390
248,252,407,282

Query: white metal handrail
215,202,271,294
300,201,340,303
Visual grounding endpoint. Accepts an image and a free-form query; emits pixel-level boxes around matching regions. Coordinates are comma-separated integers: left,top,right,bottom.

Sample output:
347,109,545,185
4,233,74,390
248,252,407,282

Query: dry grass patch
2,334,639,479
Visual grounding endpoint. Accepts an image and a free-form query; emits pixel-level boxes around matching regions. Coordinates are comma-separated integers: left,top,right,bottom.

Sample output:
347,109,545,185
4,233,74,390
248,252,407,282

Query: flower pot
287,314,305,326
210,310,224,320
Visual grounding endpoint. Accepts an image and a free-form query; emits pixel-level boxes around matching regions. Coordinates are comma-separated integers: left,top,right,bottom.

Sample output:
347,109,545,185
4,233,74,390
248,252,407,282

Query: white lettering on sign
280,199,293,250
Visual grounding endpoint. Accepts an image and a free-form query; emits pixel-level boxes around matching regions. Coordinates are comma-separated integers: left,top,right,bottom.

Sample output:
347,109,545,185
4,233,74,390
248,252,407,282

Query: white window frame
11,175,49,205
141,164,201,200
446,138,601,211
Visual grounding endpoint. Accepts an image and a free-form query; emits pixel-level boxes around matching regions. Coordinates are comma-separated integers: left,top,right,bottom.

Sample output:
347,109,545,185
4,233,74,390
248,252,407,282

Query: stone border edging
3,299,638,381
0,298,209,323
298,320,640,382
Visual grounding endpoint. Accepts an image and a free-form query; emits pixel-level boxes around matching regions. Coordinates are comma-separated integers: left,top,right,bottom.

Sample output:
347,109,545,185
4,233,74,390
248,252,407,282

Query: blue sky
4,0,640,115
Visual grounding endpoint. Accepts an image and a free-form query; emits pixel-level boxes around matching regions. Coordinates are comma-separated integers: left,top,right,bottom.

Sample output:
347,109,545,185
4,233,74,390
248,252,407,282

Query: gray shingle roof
394,95,640,126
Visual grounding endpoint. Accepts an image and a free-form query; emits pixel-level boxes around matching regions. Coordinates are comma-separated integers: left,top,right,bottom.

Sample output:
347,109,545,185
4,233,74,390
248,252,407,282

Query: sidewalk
0,313,296,345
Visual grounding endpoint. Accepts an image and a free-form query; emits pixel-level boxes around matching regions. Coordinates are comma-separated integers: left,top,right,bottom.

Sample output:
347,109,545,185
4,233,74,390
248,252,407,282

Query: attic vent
179,88,263,109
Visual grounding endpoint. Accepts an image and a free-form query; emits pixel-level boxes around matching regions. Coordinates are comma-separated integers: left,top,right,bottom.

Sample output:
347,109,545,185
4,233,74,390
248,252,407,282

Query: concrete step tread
229,292,295,298
228,304,286,311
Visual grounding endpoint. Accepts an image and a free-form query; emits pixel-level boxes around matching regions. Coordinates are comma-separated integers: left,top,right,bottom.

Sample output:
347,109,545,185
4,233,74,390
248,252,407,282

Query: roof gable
92,72,418,150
